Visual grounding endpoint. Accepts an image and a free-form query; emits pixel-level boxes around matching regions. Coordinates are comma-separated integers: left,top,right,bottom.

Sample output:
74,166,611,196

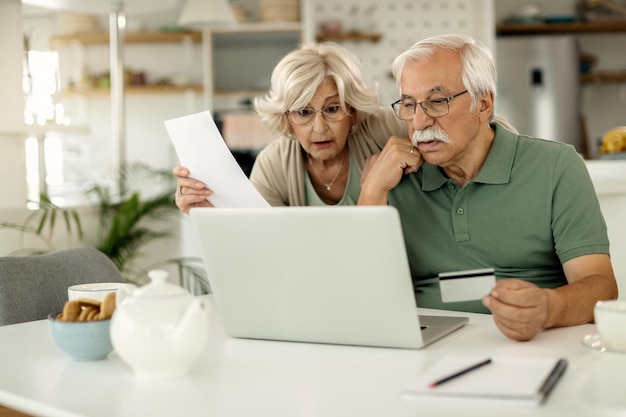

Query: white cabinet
586,160,626,298
206,22,303,112
202,12,305,150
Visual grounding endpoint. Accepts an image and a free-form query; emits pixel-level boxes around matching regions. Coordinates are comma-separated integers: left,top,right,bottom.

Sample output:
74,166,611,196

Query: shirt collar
420,122,517,191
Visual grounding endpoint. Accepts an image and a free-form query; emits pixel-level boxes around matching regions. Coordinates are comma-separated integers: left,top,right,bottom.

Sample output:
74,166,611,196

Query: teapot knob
148,269,169,284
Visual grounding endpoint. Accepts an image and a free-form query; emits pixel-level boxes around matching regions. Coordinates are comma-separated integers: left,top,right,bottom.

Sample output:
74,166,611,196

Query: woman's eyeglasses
286,105,349,125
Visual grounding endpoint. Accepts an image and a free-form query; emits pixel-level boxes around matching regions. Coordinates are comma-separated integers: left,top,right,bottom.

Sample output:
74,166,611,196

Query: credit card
438,268,496,303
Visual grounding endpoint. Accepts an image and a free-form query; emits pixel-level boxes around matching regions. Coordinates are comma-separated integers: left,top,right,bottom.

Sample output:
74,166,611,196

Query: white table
1,296,625,417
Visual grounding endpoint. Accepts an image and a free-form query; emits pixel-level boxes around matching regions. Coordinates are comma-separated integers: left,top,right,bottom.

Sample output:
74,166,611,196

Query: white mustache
411,127,450,146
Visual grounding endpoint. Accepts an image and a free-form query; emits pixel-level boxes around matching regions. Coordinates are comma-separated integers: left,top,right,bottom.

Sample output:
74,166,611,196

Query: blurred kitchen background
1,0,625,293
9,0,626,204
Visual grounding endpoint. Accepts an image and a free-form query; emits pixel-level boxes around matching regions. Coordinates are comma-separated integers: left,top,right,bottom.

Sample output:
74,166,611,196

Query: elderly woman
174,42,406,210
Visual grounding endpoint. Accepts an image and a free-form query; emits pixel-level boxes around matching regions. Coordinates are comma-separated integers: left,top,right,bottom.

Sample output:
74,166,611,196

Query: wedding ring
177,185,184,197
409,146,415,154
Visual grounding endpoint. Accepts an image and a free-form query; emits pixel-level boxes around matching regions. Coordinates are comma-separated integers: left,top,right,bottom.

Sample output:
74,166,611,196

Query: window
23,50,68,127
23,50,97,207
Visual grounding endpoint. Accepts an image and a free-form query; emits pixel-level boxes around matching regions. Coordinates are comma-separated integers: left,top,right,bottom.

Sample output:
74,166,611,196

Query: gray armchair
0,247,124,326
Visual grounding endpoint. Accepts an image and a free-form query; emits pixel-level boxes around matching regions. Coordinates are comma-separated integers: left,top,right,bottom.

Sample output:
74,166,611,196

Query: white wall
309,0,495,106
601,194,626,299
0,0,28,210
586,161,626,299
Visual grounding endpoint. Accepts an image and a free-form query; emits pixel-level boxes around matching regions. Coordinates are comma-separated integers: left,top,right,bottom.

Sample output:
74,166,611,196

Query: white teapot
110,269,209,380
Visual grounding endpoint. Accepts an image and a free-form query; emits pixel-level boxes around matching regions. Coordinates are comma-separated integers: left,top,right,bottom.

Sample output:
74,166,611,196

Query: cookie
61,300,81,321
99,292,116,320
78,306,96,322
57,294,117,322
76,298,102,308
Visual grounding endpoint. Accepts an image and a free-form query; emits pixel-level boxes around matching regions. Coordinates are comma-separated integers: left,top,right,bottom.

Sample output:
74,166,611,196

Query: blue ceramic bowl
48,313,114,361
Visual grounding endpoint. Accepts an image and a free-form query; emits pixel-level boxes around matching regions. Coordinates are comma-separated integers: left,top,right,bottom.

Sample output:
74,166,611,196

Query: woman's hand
173,166,214,214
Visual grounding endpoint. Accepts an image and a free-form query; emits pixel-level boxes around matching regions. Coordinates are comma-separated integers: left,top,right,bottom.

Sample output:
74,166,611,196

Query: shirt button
456,208,464,215
448,184,455,190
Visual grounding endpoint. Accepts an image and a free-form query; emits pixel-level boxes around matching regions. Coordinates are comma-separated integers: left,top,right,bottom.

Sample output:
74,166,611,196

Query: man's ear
478,92,494,122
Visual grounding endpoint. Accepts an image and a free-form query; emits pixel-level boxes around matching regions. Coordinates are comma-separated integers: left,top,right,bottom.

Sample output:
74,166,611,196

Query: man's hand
483,254,618,341
358,136,422,205
482,279,551,341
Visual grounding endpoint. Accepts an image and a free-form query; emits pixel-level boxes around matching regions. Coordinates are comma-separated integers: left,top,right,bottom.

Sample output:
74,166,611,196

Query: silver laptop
189,206,468,349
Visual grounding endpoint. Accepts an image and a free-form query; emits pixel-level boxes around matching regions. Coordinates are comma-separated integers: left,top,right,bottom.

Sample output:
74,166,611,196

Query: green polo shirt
388,123,610,313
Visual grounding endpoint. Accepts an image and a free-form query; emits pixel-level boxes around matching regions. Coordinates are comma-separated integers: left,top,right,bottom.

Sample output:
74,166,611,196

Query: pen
428,358,492,388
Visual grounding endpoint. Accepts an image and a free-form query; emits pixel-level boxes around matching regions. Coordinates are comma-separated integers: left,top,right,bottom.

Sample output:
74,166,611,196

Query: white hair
392,34,497,121
255,42,380,139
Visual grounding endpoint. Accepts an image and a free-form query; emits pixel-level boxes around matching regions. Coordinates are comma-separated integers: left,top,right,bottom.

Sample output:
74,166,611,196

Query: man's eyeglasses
391,90,468,120
286,105,349,125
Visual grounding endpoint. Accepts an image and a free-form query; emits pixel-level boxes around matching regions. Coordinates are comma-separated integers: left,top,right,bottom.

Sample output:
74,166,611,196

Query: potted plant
1,162,209,293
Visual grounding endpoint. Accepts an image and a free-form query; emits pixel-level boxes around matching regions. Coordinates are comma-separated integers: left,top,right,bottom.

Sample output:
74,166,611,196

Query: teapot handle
174,298,209,341
116,283,137,306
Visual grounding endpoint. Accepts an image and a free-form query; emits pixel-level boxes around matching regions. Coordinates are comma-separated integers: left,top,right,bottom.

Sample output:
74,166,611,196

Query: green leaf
35,210,48,235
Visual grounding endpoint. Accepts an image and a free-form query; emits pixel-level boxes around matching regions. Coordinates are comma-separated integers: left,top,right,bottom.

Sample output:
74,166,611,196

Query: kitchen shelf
25,124,90,136
496,21,626,36
50,31,202,47
497,22,626,86
581,70,626,83
50,23,302,47
214,89,266,96
211,22,302,34
62,84,203,96
315,32,382,42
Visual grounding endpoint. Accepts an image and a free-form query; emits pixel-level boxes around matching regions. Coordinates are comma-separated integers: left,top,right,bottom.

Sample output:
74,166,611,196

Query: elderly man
359,34,618,341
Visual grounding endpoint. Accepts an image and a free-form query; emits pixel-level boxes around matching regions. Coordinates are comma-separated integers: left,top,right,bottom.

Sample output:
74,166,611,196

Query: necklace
307,153,345,191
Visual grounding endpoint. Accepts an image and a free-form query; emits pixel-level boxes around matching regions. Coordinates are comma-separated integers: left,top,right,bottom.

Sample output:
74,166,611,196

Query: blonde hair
392,34,497,121
255,42,380,139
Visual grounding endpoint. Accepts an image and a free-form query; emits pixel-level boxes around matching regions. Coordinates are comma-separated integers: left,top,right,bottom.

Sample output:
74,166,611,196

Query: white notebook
404,355,567,406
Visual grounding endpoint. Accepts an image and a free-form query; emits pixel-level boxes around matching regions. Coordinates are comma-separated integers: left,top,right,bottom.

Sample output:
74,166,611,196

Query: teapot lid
137,269,189,298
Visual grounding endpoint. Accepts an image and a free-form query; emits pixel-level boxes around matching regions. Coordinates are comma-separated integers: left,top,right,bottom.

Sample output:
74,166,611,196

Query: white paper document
165,110,270,208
